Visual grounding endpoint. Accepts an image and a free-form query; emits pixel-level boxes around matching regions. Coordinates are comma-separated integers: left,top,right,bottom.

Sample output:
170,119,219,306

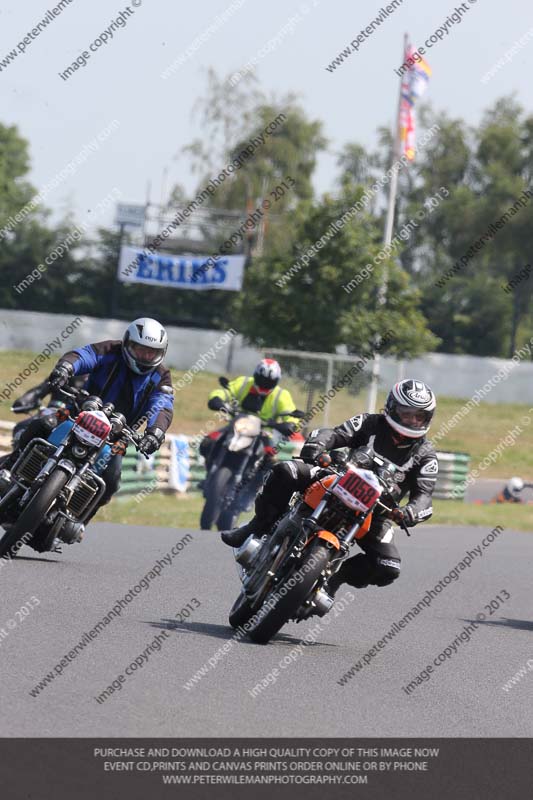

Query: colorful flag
399,43,431,161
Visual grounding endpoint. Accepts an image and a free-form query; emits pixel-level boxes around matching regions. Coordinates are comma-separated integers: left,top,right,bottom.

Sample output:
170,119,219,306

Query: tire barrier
433,451,471,500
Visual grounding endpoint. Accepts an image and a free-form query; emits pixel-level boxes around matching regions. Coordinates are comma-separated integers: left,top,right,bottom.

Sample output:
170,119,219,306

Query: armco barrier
0,420,470,500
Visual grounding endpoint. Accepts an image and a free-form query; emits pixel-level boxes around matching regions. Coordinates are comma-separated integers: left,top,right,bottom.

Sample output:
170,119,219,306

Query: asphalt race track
1,521,532,737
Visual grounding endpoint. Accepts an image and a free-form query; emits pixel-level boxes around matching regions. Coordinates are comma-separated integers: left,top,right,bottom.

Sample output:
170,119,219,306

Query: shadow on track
462,617,533,633
146,618,338,648
8,555,61,564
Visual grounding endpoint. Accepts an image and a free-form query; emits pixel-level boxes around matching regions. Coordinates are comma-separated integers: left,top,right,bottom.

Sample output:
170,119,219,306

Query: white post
367,33,407,413
323,356,334,426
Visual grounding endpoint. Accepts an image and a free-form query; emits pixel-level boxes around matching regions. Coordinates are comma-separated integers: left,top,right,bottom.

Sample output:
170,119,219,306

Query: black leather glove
208,396,225,411
139,434,160,456
12,380,50,413
139,427,164,456
300,442,325,464
12,392,41,414
275,421,295,437
389,506,416,526
48,362,73,389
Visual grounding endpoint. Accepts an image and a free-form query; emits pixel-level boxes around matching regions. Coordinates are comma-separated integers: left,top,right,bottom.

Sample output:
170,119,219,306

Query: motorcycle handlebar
57,386,91,405
376,498,411,536
221,405,304,423
11,403,39,414
123,428,143,445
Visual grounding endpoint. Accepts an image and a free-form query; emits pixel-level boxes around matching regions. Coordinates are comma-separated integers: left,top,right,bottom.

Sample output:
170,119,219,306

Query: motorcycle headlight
71,444,88,458
234,416,262,436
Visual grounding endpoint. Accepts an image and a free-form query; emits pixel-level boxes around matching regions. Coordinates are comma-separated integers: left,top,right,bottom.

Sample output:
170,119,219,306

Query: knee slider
41,415,59,433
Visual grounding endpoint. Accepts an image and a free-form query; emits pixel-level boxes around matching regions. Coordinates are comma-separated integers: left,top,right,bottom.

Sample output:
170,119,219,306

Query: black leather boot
220,504,280,547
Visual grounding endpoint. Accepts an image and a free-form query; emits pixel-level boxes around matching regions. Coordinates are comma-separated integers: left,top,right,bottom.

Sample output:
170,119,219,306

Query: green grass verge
430,499,533,531
95,492,533,532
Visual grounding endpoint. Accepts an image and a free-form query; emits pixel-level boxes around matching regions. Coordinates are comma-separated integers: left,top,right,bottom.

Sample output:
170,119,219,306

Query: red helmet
253,359,281,394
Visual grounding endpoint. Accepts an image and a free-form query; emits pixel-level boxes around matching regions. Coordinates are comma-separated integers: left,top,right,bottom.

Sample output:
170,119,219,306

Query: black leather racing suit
253,413,439,589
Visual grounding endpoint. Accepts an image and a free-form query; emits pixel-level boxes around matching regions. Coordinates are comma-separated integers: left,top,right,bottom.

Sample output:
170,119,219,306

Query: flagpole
367,32,408,413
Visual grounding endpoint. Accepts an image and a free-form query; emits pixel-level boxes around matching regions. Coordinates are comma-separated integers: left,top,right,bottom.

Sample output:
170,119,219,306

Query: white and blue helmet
122,317,168,375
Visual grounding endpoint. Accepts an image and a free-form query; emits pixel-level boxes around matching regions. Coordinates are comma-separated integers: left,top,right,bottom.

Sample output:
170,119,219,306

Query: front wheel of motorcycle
246,540,331,645
217,474,260,531
228,590,255,629
200,466,233,530
0,468,69,559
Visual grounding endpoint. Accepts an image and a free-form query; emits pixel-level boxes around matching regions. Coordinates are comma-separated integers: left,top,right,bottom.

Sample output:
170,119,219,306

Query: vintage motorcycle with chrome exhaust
0,386,144,559
228,446,411,644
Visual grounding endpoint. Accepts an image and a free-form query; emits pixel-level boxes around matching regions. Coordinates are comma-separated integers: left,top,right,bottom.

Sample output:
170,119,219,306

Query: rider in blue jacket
22,317,174,525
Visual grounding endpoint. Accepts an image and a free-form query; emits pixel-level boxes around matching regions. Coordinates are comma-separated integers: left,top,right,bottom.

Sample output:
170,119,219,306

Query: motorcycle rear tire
217,503,238,531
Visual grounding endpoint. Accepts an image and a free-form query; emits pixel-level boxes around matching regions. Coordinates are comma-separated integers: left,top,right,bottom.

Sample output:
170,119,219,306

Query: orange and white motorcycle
228,446,411,644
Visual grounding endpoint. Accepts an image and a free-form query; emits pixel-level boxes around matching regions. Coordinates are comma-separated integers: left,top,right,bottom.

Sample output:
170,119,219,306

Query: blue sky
1,0,532,234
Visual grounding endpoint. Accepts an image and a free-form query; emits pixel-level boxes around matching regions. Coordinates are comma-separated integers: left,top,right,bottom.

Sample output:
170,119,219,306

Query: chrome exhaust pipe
235,535,262,568
311,587,335,616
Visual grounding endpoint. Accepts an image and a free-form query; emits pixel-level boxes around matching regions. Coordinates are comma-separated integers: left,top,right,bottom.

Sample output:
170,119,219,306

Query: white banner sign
167,434,190,493
117,246,245,291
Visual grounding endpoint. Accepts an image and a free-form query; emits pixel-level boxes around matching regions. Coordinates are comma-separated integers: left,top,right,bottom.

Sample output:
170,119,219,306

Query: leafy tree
395,99,533,357
0,123,95,315
0,123,36,226
236,187,438,356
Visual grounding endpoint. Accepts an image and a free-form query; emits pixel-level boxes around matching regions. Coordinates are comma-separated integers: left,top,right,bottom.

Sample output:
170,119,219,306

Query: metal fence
264,347,373,428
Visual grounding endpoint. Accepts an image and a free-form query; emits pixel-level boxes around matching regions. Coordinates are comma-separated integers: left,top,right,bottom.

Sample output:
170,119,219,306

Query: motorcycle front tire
0,469,69,559
200,466,234,531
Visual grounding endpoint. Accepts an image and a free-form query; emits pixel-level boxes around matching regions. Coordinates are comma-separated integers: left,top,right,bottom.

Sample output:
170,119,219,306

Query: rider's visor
128,342,161,365
396,405,432,428
253,374,277,393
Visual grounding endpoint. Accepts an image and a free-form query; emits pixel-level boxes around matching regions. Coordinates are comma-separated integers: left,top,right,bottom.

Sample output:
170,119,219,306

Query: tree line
1,70,532,360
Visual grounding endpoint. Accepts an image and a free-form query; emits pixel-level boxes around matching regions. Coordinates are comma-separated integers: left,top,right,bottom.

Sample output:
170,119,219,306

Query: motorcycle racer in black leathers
221,379,438,594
